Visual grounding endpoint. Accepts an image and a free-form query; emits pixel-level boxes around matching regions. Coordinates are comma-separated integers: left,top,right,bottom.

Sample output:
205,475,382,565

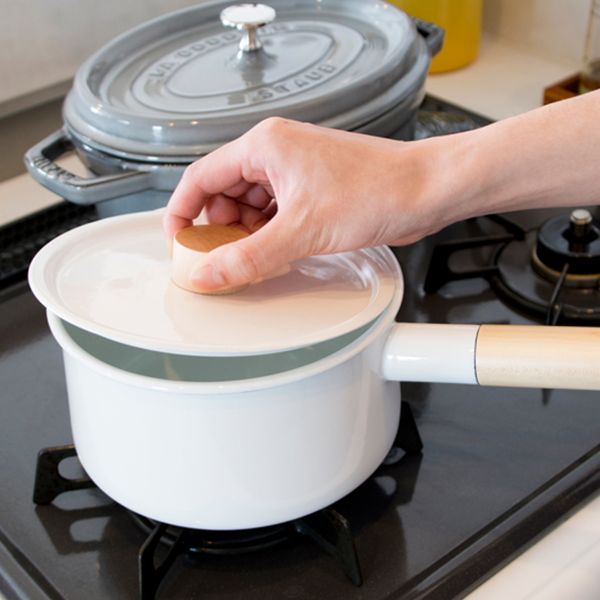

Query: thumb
189,222,301,292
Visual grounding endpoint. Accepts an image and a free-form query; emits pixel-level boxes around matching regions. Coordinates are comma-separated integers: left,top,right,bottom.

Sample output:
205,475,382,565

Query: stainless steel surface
220,4,276,51
570,208,593,238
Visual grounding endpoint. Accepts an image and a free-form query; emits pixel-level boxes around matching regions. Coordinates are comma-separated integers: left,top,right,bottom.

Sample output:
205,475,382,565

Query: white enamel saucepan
29,210,600,530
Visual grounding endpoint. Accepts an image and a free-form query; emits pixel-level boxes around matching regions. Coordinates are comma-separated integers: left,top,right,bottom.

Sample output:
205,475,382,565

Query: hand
163,90,600,293
162,117,449,292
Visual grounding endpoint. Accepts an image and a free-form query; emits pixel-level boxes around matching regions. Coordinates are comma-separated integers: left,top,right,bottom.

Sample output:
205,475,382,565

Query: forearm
428,89,600,223
163,98,600,290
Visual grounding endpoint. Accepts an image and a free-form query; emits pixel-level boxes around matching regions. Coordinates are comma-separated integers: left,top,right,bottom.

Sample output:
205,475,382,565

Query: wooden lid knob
172,225,250,295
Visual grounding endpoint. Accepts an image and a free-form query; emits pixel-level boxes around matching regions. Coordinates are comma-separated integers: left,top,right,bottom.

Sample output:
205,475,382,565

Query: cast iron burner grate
424,211,600,325
134,508,362,600
32,401,422,600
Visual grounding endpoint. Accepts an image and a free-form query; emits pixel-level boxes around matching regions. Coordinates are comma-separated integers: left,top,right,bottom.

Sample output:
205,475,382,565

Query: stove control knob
220,4,276,52
569,208,593,239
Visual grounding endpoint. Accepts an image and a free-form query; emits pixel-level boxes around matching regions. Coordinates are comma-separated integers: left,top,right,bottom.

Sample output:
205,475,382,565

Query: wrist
386,134,475,244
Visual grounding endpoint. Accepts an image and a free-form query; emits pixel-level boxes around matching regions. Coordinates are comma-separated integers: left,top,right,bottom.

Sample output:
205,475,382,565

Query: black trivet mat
0,201,98,289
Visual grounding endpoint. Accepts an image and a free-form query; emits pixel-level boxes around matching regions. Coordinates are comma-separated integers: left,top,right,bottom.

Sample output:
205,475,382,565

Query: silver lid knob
220,4,276,52
569,208,593,239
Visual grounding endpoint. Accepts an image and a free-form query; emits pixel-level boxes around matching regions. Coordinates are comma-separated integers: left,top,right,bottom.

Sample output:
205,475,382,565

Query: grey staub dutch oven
25,0,443,215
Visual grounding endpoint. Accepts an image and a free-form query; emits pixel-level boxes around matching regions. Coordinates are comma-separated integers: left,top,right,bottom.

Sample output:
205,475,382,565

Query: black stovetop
2,195,600,600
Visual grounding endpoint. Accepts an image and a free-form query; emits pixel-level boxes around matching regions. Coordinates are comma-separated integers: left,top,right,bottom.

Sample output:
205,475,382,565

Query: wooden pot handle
476,325,600,390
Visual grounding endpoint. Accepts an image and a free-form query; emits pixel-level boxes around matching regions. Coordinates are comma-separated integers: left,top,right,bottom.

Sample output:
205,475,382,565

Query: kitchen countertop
465,489,600,600
425,32,579,120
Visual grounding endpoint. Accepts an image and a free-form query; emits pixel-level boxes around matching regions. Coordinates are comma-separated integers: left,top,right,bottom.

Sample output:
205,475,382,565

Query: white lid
29,210,401,356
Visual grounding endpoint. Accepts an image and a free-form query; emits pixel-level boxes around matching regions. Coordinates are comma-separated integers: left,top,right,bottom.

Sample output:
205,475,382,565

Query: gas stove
1,99,600,600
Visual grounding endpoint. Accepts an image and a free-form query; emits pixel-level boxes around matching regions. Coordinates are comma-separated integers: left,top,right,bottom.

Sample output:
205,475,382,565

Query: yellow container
389,0,482,73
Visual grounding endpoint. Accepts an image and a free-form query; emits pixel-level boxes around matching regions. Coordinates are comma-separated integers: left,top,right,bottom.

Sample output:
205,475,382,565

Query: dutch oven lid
63,0,422,161
28,210,401,356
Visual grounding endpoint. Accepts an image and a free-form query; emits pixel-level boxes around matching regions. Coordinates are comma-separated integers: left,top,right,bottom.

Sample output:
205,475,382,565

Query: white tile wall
0,0,594,109
0,0,211,106
482,0,592,64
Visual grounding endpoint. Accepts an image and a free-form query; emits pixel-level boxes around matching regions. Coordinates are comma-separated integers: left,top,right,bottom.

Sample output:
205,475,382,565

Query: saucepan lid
28,210,402,356
62,0,425,161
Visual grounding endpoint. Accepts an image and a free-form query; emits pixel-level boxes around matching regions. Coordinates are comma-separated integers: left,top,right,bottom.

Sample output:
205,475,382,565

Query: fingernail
190,263,226,291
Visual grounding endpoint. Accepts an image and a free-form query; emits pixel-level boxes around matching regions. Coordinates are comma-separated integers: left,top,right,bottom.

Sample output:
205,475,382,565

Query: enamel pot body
45,290,600,531
47,301,600,530
33,211,600,530
46,305,402,531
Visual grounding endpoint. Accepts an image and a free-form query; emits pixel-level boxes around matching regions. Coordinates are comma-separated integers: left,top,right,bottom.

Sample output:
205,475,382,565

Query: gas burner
424,210,600,325
129,511,292,555
493,209,600,324
532,209,600,287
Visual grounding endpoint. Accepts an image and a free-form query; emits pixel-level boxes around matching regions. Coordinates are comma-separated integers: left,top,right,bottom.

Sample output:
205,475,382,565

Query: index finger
162,139,256,244
162,166,213,245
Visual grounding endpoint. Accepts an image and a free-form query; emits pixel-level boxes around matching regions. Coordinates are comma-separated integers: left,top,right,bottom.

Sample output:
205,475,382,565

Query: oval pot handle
24,129,153,205
412,18,445,58
383,323,600,391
